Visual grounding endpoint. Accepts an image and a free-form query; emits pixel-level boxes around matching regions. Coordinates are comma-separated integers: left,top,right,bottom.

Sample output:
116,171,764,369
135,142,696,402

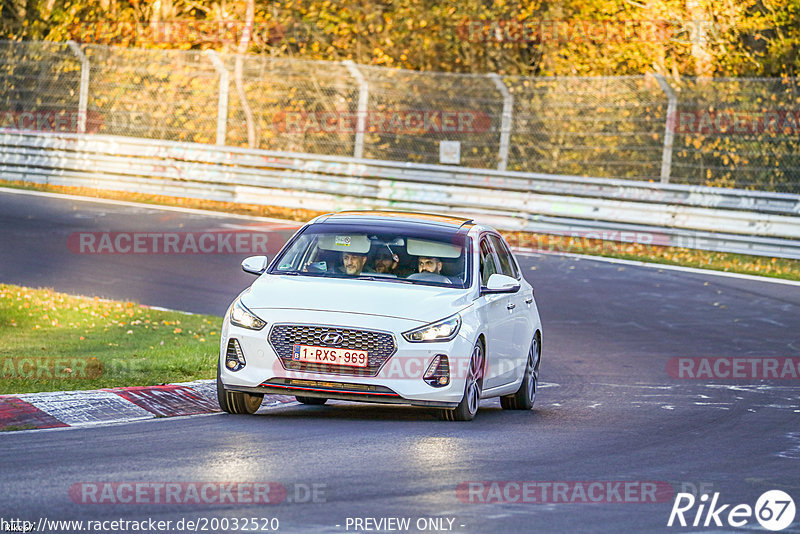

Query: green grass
501,232,800,282
0,284,221,394
0,425,37,432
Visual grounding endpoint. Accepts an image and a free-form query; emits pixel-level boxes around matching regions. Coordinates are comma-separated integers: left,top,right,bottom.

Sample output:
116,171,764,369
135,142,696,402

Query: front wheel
500,335,540,411
217,364,263,414
437,341,484,421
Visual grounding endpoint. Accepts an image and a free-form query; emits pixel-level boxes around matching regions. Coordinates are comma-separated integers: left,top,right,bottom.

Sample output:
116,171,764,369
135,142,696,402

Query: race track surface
1,190,799,533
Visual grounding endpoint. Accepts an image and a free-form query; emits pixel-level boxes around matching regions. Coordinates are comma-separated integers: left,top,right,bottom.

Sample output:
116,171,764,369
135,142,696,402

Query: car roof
314,211,475,229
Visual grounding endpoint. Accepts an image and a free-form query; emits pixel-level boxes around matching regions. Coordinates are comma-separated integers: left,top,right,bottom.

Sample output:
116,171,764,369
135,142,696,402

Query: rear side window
479,238,498,285
489,235,520,279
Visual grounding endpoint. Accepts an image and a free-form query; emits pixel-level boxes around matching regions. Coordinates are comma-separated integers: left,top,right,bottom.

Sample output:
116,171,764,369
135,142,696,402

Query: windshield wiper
357,276,413,284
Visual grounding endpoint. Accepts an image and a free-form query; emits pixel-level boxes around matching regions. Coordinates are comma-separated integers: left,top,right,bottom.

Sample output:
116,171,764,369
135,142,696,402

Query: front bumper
219,309,473,406
226,380,457,408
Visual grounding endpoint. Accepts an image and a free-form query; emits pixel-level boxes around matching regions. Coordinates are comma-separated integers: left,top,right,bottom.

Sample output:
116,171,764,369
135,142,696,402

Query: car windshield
269,222,471,288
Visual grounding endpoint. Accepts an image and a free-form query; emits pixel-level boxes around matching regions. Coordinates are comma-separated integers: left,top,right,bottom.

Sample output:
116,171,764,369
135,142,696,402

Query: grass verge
501,232,800,281
3,179,799,281
0,283,221,394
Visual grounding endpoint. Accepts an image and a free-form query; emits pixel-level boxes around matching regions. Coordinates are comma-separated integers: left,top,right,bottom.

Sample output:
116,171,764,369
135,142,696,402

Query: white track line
0,186,300,225
516,249,800,287
2,411,225,435
3,185,797,287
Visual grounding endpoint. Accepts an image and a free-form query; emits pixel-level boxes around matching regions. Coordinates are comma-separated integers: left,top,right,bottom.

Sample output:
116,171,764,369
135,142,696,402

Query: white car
217,211,542,421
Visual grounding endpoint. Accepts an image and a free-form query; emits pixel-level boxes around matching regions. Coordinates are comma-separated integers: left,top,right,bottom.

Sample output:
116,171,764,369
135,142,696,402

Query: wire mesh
356,66,504,169
670,77,800,193
503,75,668,180
0,41,82,131
222,54,359,156
83,44,219,143
0,40,798,193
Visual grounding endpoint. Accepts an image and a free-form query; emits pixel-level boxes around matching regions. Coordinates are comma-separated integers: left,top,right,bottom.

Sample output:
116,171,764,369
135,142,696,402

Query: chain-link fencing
0,40,798,193
0,41,82,129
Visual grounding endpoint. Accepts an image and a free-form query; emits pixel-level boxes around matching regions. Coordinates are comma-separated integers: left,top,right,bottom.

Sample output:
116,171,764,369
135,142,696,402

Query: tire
437,340,484,421
296,396,328,405
500,334,540,411
216,363,263,414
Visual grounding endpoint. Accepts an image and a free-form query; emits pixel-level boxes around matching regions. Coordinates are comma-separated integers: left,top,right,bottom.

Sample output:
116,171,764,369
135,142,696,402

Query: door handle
507,303,516,310
525,297,533,304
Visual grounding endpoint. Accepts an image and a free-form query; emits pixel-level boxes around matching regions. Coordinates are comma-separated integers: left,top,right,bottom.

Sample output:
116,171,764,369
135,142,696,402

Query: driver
417,256,443,274
340,251,369,275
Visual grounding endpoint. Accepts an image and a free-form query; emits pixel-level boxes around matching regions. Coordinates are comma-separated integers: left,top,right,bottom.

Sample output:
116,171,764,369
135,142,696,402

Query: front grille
261,378,400,396
268,324,397,377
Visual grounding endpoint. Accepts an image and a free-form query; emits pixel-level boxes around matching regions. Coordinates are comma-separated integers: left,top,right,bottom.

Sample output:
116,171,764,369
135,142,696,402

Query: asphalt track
1,189,799,533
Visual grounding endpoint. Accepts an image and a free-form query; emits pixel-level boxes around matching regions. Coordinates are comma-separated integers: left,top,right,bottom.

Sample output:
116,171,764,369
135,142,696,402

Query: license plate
292,344,368,368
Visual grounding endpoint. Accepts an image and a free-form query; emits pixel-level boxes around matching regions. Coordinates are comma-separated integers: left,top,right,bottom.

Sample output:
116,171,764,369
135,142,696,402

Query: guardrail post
654,74,677,184
343,60,368,159
205,50,230,146
66,40,89,134
488,73,513,171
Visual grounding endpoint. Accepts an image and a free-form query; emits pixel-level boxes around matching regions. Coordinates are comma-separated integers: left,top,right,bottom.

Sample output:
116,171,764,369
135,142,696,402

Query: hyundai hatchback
217,211,542,421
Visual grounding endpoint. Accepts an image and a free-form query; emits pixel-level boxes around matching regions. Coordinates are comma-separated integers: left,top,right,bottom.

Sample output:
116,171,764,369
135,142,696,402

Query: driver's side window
480,238,498,285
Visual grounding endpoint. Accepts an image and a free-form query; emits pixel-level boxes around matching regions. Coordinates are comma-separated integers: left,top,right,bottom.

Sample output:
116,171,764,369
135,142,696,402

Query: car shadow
250,400,550,424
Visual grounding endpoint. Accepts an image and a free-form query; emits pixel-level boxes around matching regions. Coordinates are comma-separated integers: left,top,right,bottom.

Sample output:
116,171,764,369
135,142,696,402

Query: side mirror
241,255,268,275
481,273,520,295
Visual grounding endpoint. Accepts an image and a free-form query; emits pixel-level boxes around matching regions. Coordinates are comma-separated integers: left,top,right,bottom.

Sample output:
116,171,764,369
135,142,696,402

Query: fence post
205,50,230,146
66,41,89,134
654,74,677,184
488,73,513,171
343,60,368,159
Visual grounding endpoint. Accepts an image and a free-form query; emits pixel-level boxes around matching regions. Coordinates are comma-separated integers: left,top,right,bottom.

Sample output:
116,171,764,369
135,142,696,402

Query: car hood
242,274,473,323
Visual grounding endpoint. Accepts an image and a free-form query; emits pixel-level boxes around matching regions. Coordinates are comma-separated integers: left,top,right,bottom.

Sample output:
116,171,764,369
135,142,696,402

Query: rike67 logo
668,490,796,531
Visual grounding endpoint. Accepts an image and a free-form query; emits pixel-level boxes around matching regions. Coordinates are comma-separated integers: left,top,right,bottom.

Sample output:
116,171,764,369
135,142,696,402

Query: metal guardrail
2,130,800,259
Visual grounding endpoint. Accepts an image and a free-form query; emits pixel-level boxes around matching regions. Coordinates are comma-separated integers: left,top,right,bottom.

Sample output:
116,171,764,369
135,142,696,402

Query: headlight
229,298,266,330
403,314,461,343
